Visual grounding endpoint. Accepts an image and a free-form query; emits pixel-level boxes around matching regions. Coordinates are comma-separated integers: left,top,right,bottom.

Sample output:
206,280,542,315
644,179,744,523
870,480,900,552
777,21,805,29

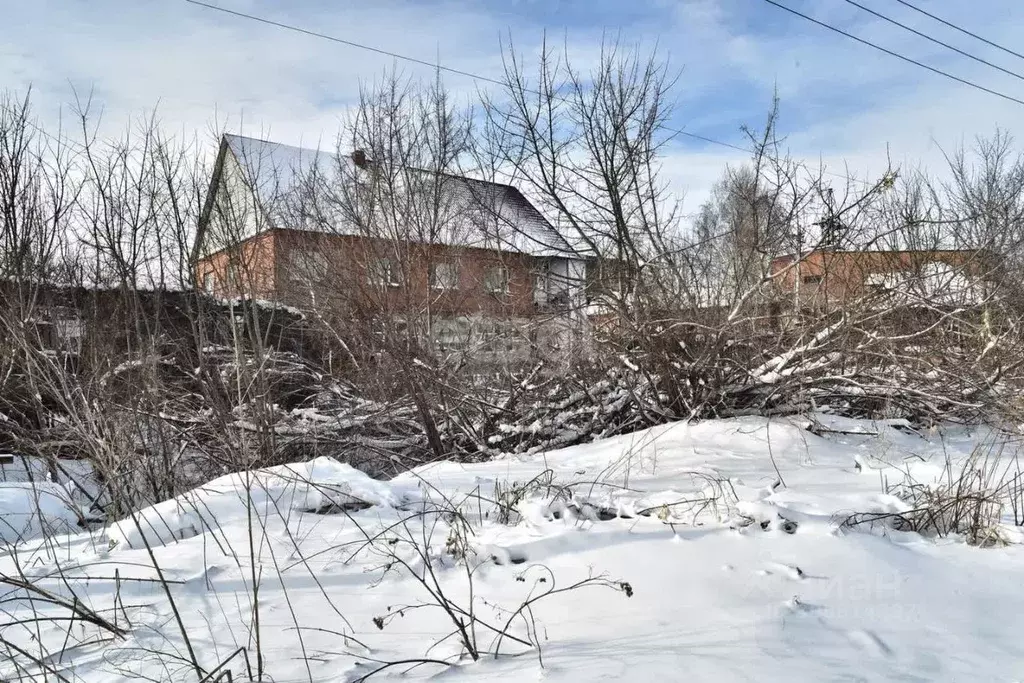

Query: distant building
770,248,995,308
196,134,588,356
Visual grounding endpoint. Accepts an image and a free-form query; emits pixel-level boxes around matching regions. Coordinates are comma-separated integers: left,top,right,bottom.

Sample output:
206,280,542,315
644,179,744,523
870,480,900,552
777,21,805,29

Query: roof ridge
221,134,577,257
224,133,335,157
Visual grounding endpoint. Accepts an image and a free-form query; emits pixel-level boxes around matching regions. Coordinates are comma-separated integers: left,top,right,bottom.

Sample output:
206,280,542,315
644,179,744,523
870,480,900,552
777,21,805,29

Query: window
801,274,823,285
430,261,460,290
484,265,510,294
53,314,83,353
533,265,550,304
368,258,400,287
203,272,215,293
289,249,329,284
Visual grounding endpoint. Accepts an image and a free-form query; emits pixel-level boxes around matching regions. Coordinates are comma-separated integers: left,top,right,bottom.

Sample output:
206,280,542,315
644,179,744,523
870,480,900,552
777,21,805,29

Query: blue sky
5,0,1024,208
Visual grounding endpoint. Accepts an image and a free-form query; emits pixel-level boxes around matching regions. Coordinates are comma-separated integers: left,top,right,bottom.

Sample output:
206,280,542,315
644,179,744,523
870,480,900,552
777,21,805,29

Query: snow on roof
223,134,577,258
868,261,987,306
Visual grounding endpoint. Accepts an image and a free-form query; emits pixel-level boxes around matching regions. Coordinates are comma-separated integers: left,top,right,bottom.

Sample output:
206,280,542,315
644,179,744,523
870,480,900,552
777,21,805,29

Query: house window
430,261,459,290
533,266,549,305
203,272,215,293
368,258,400,287
484,265,510,294
801,274,823,285
289,249,329,284
54,314,83,353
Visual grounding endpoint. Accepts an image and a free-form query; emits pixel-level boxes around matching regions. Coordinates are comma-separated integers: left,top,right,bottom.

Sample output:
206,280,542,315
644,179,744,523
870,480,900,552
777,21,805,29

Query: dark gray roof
223,134,576,258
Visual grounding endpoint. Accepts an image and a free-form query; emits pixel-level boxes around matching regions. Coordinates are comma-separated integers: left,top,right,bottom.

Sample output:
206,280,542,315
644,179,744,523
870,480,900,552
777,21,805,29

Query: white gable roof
222,134,577,258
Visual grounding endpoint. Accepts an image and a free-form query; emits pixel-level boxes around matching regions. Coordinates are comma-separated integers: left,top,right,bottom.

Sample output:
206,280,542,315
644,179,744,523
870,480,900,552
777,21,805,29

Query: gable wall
196,231,278,300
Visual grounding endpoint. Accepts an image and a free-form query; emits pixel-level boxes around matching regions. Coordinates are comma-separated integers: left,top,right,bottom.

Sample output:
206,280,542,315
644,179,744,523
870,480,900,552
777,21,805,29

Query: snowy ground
3,415,1024,682
0,455,98,544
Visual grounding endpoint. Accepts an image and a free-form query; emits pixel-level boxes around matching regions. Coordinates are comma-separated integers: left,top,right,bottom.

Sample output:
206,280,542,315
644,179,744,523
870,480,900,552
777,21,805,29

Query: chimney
351,149,370,169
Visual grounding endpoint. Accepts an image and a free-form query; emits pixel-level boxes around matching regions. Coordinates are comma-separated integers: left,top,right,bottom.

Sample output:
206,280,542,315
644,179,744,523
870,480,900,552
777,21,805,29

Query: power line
184,0,757,152
183,0,509,89
761,0,1024,107
841,0,1024,84
183,0,882,186
894,0,1024,63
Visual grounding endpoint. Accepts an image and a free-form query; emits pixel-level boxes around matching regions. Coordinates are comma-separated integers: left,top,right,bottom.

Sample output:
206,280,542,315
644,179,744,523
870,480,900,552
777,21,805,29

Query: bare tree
481,35,683,321
0,90,78,284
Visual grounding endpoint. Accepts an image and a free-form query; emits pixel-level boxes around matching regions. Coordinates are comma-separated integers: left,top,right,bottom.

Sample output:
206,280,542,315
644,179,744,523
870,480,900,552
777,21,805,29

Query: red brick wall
771,249,990,305
196,231,278,300
199,229,552,318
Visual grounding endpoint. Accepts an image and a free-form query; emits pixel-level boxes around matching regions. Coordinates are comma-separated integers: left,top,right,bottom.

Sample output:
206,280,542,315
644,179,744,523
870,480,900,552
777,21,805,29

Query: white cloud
3,0,518,148
4,0,1024,216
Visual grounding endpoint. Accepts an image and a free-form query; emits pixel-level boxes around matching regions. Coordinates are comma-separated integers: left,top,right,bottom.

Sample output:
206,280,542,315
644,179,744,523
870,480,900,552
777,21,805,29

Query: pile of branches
0,291,434,514
0,345,436,515
441,363,670,458
435,302,1024,457
4,285,1024,522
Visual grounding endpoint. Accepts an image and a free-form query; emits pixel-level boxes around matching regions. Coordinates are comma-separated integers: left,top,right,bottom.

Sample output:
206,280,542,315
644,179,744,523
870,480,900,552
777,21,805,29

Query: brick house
770,248,995,308
196,134,588,354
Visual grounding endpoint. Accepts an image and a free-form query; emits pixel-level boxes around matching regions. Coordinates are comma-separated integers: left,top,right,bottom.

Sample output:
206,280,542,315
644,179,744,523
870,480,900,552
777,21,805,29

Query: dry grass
845,437,1024,546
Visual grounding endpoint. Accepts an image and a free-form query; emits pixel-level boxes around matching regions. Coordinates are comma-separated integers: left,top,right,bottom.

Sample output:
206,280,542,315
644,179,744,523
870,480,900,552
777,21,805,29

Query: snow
0,452,51,483
0,454,96,542
866,261,987,306
3,417,1024,681
215,296,309,319
0,481,81,543
222,134,579,259
108,457,415,550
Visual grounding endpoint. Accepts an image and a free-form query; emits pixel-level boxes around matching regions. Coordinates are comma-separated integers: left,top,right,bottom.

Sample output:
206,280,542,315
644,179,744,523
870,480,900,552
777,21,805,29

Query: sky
4,0,1024,212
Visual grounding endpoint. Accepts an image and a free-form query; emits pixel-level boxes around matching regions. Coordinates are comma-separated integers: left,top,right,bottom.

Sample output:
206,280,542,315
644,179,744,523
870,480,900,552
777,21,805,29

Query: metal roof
223,134,578,258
